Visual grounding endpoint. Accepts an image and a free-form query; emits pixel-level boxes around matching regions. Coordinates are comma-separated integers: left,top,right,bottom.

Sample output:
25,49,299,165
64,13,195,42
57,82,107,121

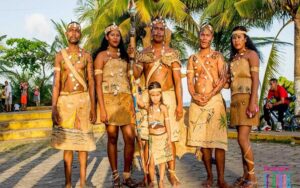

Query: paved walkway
0,134,299,188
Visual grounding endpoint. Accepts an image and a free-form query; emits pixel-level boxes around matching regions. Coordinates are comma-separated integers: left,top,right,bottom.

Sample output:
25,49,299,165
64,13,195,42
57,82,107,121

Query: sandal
123,177,138,188
241,146,257,188
241,179,258,188
112,170,123,188
232,177,245,187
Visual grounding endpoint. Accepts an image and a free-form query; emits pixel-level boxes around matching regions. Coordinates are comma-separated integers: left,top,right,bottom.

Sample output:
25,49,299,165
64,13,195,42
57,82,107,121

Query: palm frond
259,44,283,107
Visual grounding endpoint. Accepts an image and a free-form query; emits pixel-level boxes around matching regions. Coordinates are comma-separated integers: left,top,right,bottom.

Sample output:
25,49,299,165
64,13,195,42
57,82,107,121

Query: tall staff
128,0,148,185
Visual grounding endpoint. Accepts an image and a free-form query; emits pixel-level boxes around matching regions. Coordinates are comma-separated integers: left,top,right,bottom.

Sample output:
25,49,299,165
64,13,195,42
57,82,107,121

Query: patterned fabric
230,93,259,127
102,93,136,126
149,132,173,165
136,50,181,67
136,89,180,142
230,58,252,96
136,90,150,140
187,94,228,151
102,58,131,95
51,92,96,151
162,90,180,142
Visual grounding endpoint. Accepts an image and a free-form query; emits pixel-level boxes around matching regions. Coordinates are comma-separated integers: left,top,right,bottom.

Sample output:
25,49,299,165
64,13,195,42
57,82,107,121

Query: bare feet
65,183,72,188
158,180,164,188
201,179,213,188
149,181,155,188
217,181,230,188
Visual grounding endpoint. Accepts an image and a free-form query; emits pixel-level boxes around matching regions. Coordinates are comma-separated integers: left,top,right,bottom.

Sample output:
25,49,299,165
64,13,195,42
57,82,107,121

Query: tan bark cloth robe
51,49,96,151
136,50,181,142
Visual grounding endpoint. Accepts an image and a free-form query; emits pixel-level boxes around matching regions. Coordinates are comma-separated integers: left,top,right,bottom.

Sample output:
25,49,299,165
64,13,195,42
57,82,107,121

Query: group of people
0,81,40,112
0,81,12,112
51,19,260,188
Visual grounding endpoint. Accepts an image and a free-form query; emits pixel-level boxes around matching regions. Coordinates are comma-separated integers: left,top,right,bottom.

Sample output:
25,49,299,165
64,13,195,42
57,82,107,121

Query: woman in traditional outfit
140,81,172,188
93,24,137,188
226,26,260,188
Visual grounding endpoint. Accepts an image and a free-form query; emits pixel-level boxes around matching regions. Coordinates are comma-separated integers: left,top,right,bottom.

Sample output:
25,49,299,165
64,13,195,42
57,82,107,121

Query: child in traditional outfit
146,81,173,188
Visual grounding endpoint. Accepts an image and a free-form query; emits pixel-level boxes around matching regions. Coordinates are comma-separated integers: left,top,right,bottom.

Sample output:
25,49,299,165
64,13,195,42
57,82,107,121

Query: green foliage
278,76,295,112
0,35,6,52
0,38,54,106
2,38,50,74
51,20,69,52
78,0,192,52
278,76,295,95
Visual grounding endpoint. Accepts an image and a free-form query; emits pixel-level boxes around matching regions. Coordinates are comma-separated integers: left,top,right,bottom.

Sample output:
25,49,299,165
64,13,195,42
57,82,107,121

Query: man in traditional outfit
186,24,228,188
51,21,96,188
133,17,183,186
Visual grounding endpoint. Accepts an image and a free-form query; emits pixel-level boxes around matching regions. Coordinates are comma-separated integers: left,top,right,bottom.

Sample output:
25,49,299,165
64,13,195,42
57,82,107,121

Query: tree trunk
294,12,300,117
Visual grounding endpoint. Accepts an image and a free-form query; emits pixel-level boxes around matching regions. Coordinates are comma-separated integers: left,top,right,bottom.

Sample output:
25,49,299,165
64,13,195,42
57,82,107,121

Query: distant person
20,82,28,111
14,103,20,112
263,78,289,132
33,86,40,106
1,85,6,112
4,81,12,112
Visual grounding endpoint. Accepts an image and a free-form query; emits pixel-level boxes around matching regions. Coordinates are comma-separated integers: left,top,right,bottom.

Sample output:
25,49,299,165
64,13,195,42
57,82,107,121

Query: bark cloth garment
97,58,135,126
187,94,228,151
136,50,181,142
175,52,228,159
51,50,95,151
230,58,259,126
148,107,173,165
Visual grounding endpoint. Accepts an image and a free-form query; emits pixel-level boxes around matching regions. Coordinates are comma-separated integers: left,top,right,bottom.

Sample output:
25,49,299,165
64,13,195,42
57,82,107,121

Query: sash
61,49,87,91
146,59,169,88
194,55,213,83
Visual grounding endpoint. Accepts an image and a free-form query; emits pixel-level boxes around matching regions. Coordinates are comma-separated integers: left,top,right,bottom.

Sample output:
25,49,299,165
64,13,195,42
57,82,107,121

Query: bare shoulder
83,50,92,59
211,50,223,60
160,104,168,113
55,51,63,62
189,53,197,61
247,49,259,59
94,51,107,62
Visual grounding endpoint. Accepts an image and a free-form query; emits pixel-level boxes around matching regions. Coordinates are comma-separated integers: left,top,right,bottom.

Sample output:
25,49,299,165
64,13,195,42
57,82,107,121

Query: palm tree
51,20,69,52
232,0,300,115
0,35,6,52
76,0,194,52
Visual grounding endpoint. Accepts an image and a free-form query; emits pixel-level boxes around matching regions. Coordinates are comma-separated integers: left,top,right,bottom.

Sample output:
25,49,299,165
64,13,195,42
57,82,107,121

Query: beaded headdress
105,23,120,35
150,17,166,28
67,21,81,30
200,23,214,34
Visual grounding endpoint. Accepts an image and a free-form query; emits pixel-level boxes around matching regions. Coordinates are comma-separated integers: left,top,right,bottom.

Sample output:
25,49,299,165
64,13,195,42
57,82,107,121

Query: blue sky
0,0,295,103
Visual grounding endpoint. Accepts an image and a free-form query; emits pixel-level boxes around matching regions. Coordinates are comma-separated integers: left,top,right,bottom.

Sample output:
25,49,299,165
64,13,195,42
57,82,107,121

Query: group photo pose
2,1,299,188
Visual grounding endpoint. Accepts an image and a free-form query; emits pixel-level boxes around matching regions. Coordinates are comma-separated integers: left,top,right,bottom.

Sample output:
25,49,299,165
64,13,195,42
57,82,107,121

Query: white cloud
25,13,53,43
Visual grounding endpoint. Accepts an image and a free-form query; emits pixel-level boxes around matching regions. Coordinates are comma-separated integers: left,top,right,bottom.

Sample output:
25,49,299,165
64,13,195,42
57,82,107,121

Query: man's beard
152,35,164,43
68,39,80,45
